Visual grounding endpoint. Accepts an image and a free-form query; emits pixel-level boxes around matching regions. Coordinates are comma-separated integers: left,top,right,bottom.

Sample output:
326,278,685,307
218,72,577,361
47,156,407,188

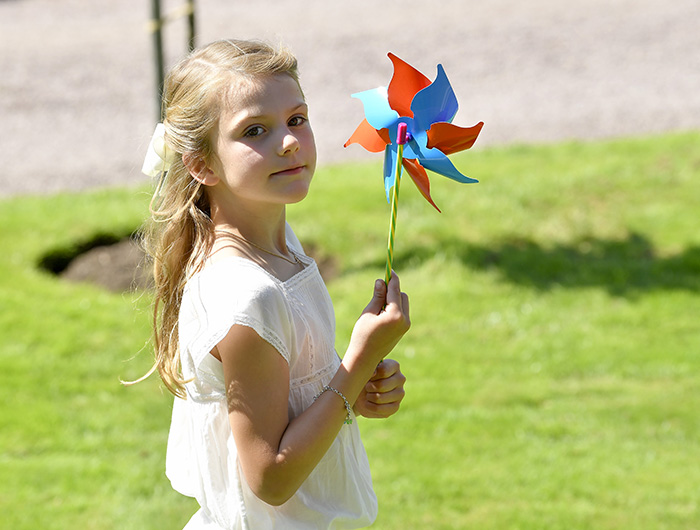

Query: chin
284,174,313,204
285,186,311,204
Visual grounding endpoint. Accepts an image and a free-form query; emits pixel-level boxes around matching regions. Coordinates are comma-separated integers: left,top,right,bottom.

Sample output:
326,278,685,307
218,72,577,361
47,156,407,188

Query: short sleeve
179,260,295,388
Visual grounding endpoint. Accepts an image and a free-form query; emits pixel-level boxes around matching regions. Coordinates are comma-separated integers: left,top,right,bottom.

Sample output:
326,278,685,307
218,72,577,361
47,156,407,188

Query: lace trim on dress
199,313,292,367
290,360,337,389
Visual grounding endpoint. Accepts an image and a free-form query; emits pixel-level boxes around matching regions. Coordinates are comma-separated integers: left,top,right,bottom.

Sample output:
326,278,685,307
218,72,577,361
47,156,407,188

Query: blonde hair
141,39,300,397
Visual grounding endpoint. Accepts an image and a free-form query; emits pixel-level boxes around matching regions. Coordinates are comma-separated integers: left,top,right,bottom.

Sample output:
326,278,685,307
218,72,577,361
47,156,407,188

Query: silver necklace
214,229,302,266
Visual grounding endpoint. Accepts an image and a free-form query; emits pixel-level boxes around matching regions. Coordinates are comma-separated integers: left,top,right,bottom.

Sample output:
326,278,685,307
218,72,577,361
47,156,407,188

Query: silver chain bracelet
313,385,353,425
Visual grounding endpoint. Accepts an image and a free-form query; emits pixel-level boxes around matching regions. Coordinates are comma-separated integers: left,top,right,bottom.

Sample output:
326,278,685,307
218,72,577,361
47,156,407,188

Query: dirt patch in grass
60,238,153,292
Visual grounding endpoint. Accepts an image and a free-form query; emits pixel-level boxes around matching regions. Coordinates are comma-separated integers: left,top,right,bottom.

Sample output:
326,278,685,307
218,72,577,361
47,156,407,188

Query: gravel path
1,0,699,197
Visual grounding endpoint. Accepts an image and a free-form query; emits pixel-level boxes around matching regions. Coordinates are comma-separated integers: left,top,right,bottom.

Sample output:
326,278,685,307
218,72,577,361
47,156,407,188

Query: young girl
140,39,411,529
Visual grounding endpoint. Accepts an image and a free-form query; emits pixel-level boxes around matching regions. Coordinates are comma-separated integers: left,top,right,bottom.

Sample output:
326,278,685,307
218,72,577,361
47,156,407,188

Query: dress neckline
190,252,316,287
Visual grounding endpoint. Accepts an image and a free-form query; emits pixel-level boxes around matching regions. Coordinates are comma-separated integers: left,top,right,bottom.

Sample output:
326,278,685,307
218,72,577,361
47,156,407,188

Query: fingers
364,384,405,405
356,359,407,419
401,292,410,324
363,272,410,324
371,358,400,380
366,364,406,395
359,381,405,417
384,271,411,330
363,278,387,315
385,270,403,310
359,399,402,419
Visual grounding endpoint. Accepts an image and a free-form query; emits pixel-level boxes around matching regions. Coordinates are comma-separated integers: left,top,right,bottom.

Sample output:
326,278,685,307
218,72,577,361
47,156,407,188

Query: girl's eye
288,115,307,127
244,126,265,138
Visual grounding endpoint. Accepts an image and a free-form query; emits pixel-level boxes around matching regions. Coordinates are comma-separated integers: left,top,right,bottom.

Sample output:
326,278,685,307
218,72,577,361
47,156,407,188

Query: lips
271,165,305,177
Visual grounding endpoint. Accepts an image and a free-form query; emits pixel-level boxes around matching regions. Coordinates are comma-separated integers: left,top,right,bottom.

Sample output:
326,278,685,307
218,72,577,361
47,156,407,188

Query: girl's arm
217,273,410,506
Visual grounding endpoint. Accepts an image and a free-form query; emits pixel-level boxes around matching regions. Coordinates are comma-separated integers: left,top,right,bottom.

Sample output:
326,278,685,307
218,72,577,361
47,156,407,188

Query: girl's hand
345,272,411,374
354,358,406,419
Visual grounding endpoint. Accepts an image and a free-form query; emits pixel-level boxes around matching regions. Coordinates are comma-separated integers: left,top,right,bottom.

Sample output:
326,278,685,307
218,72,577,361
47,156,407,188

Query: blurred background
1,0,699,196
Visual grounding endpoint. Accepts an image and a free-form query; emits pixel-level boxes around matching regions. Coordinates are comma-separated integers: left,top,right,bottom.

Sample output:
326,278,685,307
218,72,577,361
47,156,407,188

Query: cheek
302,129,317,161
219,146,264,176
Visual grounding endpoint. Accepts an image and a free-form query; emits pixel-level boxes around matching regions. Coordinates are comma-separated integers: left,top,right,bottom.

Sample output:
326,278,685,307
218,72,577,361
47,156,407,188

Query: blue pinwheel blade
418,146,478,184
383,145,397,202
351,87,399,131
410,65,459,132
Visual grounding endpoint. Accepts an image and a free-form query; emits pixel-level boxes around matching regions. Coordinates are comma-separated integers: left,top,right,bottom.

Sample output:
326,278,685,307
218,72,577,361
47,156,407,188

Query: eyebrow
240,102,308,122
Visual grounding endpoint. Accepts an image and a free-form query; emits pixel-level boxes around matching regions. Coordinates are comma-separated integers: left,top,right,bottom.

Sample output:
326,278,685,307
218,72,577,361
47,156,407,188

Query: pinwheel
345,53,484,282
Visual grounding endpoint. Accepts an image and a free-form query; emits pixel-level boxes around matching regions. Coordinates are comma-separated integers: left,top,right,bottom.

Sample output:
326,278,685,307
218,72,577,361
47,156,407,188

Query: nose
278,130,300,156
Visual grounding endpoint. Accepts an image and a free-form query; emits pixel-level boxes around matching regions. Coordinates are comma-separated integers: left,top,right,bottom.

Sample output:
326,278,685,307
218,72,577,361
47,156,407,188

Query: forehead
219,73,305,116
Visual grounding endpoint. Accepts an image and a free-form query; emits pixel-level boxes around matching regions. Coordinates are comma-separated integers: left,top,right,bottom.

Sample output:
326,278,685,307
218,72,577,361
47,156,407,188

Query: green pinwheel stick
385,122,409,285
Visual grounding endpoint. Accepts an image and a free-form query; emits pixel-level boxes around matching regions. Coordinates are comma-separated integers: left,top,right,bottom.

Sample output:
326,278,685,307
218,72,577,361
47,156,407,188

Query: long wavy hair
139,39,300,398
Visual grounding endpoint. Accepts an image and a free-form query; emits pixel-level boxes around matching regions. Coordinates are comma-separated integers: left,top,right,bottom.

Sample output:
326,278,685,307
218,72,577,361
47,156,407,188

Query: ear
182,152,220,186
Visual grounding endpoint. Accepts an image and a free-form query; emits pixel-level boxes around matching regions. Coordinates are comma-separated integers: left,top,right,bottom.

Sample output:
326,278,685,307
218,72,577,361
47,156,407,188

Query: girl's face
208,73,317,210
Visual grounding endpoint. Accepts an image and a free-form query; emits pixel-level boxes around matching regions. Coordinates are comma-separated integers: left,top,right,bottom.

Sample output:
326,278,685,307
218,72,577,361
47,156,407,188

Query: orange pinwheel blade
426,121,484,155
403,158,441,213
387,53,432,118
344,118,391,153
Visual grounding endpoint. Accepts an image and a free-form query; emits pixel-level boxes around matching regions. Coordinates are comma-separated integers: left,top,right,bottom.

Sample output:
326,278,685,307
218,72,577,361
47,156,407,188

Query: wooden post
149,0,197,120
150,0,165,120
187,0,196,51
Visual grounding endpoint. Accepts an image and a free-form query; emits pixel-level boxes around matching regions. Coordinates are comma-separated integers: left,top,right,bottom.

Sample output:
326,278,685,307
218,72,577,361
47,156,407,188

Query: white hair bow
142,123,178,177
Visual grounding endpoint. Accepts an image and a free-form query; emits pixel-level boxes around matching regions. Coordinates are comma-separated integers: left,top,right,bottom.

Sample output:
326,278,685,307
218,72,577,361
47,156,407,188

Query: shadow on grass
37,230,138,275
370,232,700,296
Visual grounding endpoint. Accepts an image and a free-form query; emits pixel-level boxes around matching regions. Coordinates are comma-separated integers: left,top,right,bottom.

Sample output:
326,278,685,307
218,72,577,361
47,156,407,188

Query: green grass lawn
1,131,699,529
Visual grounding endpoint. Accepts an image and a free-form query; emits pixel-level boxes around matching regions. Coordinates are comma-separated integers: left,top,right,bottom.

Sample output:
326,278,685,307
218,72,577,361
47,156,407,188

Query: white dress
166,225,378,529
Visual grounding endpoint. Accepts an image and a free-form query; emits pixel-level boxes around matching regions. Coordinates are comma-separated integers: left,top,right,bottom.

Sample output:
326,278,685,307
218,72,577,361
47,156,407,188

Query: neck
210,202,288,253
